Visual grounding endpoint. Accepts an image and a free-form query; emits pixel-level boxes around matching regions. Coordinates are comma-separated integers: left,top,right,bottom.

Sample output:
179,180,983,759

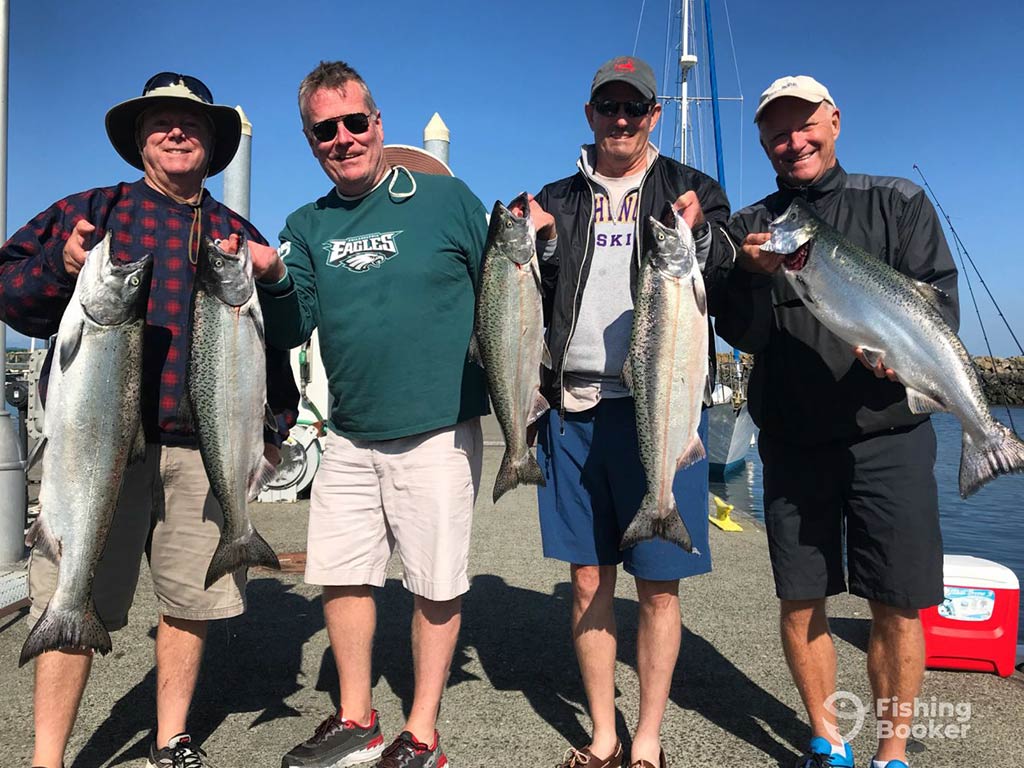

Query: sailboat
664,0,757,478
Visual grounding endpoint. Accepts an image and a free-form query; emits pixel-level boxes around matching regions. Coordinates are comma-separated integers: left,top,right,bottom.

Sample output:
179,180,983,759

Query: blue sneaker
873,761,908,768
795,737,854,768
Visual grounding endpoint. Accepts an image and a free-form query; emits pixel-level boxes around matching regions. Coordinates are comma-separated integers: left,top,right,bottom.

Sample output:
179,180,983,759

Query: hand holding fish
672,190,705,230
510,193,556,240
853,346,898,381
248,240,287,283
62,218,95,277
737,232,784,274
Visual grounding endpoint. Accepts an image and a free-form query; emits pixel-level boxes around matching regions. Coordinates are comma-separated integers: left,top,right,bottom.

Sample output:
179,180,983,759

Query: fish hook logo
823,691,867,744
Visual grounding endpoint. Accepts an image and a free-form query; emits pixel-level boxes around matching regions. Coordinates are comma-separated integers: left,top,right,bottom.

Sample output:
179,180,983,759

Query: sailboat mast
678,0,697,165
703,0,727,191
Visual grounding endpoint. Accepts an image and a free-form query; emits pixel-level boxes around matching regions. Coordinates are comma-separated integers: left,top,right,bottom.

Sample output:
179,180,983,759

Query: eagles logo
323,231,403,273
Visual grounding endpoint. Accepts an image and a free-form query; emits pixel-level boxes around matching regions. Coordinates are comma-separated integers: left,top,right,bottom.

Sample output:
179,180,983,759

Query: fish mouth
783,241,811,271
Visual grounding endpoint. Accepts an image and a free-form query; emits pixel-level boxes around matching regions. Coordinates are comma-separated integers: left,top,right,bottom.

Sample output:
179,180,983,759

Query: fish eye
214,257,223,268
504,220,513,229
129,275,140,286
657,233,665,241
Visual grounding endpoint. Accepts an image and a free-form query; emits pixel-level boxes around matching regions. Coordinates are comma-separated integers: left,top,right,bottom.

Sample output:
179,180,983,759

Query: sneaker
872,760,909,768
556,742,624,768
148,733,211,767
795,737,854,768
375,731,448,768
282,710,386,768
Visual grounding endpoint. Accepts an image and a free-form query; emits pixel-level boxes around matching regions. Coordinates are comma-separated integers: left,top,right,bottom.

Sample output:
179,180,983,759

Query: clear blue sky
4,0,1022,355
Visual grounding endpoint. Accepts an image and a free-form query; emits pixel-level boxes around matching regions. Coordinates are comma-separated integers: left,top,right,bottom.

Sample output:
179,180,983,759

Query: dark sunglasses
308,112,375,143
143,72,214,104
590,99,656,118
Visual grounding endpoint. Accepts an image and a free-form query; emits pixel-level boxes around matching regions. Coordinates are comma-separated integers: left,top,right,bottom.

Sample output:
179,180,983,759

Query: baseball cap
590,56,657,101
754,75,835,123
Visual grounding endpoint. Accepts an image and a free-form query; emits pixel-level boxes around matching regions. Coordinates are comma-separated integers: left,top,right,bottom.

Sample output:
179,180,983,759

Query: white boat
707,382,757,479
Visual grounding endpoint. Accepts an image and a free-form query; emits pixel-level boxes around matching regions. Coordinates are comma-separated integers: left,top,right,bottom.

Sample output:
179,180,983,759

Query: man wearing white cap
0,72,298,768
715,76,957,768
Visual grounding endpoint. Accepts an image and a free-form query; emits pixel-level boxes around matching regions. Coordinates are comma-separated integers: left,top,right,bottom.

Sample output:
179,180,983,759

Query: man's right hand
510,194,556,241
250,241,287,283
737,232,784,274
63,219,95,277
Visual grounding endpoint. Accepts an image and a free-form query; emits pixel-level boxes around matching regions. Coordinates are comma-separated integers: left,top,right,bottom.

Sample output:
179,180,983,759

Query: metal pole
678,0,697,165
0,0,26,565
703,0,727,191
423,112,450,167
222,106,251,219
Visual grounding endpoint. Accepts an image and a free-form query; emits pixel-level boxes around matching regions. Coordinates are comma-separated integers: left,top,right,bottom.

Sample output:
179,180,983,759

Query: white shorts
306,418,482,601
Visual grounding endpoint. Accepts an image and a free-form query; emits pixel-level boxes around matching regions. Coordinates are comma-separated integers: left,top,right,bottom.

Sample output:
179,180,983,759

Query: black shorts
760,419,944,609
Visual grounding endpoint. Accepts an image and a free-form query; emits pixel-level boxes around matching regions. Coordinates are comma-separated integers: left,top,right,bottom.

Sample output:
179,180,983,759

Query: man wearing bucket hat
524,56,733,768
0,72,297,768
715,76,957,768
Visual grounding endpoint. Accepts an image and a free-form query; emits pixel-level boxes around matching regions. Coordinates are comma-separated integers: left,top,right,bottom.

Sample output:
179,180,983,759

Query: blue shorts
536,397,712,581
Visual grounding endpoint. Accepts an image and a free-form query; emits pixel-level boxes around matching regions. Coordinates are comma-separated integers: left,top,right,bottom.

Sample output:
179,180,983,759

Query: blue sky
3,0,1022,354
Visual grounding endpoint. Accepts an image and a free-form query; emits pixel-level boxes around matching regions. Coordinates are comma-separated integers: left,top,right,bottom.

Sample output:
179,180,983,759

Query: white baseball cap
754,75,836,123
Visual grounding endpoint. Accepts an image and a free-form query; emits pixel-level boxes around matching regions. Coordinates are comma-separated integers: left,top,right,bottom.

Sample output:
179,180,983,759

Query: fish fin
248,456,279,502
541,341,552,369
492,448,546,503
910,280,953,311
619,494,695,552
904,387,946,415
676,435,707,470
703,375,715,407
527,391,550,426
264,404,280,433
621,357,634,393
129,424,147,465
25,436,47,474
251,304,266,346
25,517,59,557
958,423,1024,498
691,274,707,316
58,319,85,372
204,529,280,589
858,346,885,369
19,600,112,667
468,333,484,367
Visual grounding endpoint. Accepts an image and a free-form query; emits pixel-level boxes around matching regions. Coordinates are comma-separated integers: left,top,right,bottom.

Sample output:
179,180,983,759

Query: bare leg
631,578,680,765
32,649,92,768
572,564,619,759
323,585,376,725
868,601,925,764
780,599,839,742
155,615,207,747
403,595,462,744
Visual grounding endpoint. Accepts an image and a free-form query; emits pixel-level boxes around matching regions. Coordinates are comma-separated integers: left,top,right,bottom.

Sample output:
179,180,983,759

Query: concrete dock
2,425,1023,766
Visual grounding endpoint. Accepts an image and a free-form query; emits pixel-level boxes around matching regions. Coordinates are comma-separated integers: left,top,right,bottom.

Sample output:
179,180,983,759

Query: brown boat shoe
627,749,667,768
556,741,625,768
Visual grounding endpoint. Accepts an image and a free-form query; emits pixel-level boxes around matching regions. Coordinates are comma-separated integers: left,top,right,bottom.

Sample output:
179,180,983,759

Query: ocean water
710,407,1024,640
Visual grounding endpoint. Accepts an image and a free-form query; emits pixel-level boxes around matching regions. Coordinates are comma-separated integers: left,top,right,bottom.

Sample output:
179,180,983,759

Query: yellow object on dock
709,494,743,532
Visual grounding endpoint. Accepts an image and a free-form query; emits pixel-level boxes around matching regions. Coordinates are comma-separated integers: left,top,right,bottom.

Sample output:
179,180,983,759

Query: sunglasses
590,99,656,118
308,112,375,143
143,72,214,104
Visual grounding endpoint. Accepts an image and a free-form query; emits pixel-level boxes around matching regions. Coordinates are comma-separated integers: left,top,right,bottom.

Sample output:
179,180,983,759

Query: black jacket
535,151,732,411
716,163,959,445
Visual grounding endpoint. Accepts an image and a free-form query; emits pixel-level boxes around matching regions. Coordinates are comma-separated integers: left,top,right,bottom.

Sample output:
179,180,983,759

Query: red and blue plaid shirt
0,179,297,444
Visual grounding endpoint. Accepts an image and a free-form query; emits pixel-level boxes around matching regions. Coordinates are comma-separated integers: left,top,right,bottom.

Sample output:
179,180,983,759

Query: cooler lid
943,554,1020,589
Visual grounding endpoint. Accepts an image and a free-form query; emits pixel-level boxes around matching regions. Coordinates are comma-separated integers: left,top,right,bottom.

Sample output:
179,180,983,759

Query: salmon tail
492,448,546,503
19,601,112,667
204,530,280,589
959,423,1024,498
620,493,695,553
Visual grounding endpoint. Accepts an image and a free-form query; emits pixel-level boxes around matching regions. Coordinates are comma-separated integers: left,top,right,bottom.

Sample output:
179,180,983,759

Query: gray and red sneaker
281,710,386,768
374,731,448,768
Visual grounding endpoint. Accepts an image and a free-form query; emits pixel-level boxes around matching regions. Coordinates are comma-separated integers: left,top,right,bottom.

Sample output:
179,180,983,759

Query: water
710,408,1024,640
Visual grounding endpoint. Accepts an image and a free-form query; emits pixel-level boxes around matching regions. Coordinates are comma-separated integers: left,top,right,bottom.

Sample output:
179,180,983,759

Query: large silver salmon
20,234,151,666
188,237,279,588
767,197,1024,497
621,212,711,551
473,195,550,502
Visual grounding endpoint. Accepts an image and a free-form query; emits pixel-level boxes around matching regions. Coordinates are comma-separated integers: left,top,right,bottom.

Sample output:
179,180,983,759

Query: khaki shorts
306,418,482,601
29,445,246,629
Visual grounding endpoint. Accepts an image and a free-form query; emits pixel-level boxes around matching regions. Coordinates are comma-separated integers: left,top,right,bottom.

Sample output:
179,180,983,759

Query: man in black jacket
716,75,958,768
526,56,732,768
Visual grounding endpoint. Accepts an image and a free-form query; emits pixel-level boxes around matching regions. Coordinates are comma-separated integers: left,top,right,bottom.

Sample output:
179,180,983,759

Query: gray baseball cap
590,56,657,101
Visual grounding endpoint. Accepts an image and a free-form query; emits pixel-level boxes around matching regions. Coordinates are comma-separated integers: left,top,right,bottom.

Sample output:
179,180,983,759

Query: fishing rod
914,164,1019,432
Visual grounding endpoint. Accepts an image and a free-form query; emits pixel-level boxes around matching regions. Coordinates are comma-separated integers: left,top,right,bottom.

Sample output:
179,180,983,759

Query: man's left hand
673,191,705,231
854,346,898,381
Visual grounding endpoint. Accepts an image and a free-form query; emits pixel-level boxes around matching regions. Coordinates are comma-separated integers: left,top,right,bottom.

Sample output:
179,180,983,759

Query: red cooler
921,554,1020,677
